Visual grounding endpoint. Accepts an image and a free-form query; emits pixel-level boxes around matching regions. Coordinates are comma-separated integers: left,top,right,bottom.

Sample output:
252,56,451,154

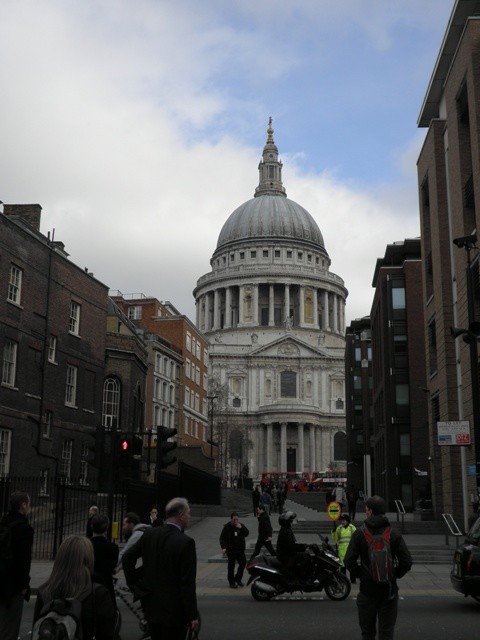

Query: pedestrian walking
0,491,34,640
33,535,115,640
123,497,199,640
250,505,276,559
345,495,412,640
252,485,261,516
145,505,162,527
346,483,359,521
331,513,357,583
260,488,272,514
86,504,99,538
117,512,151,577
90,515,119,605
220,511,249,588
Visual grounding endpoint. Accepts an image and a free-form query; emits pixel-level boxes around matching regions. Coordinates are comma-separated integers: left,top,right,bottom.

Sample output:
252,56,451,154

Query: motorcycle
246,537,351,601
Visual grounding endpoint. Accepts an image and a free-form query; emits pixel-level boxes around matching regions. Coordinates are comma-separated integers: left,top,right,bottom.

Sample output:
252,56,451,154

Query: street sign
437,421,471,446
467,464,477,476
327,501,341,521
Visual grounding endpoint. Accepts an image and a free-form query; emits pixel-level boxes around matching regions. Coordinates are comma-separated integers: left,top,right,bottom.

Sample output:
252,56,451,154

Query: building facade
370,239,430,510
345,316,374,494
1,204,108,484
417,1,480,521
194,121,348,479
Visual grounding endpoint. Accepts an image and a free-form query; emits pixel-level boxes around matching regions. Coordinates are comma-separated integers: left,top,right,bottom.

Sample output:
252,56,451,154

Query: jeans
0,592,25,640
227,551,246,585
356,591,398,640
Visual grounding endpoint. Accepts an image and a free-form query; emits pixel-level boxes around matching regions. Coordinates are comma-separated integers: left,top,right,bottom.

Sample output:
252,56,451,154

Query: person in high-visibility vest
332,513,357,583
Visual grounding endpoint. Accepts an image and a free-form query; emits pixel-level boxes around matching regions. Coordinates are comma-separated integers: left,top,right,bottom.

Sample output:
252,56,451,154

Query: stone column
266,424,273,470
313,288,319,327
268,284,275,326
333,294,338,333
323,291,330,330
299,286,305,326
298,423,305,472
253,284,259,326
340,298,345,334
284,284,290,324
309,425,316,472
281,422,287,471
195,299,200,328
224,287,232,328
238,285,245,326
213,289,220,330
204,292,211,331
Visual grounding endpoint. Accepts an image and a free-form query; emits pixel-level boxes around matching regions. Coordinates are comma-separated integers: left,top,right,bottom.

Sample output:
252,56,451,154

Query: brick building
370,239,430,510
111,295,212,459
417,0,480,522
0,204,108,484
345,316,374,495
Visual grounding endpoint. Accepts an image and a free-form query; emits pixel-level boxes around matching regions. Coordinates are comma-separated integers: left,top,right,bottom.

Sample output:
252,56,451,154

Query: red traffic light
121,439,129,451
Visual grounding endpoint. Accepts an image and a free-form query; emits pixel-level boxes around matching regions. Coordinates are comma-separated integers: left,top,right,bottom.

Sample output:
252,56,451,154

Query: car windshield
467,516,480,542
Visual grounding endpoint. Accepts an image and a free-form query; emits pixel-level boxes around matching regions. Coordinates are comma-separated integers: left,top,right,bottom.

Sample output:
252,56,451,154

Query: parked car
451,515,480,602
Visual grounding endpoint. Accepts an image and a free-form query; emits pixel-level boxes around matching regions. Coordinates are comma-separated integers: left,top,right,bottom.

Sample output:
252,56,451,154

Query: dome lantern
254,117,286,198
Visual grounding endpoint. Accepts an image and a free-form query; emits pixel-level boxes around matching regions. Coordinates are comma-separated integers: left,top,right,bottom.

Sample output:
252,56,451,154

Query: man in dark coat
252,485,261,516
0,491,34,640
250,505,275,559
90,514,119,605
123,497,199,640
85,505,99,538
344,495,412,640
220,511,249,588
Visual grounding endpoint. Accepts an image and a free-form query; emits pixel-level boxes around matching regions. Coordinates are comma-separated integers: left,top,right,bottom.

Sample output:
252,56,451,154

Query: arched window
280,371,297,398
102,378,120,429
333,431,347,461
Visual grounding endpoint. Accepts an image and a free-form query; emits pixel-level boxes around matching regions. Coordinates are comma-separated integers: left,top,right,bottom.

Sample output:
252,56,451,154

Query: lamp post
206,394,217,460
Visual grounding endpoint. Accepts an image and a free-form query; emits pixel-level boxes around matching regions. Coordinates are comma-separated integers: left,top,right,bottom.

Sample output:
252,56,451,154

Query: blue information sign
467,464,476,477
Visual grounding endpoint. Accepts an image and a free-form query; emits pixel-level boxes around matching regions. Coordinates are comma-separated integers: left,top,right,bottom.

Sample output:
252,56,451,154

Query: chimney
3,204,42,231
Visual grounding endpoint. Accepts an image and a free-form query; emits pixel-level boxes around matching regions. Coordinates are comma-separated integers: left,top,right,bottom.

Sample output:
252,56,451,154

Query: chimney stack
3,204,42,231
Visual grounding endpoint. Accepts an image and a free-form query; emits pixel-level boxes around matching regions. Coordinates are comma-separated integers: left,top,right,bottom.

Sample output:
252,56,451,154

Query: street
19,590,480,640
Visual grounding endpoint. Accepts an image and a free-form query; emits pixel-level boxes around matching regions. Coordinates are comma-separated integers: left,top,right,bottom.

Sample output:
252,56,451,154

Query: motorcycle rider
276,511,313,582
332,513,356,583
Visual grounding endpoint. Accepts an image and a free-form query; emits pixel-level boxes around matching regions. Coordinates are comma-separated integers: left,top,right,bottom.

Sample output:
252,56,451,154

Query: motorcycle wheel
324,573,351,601
251,579,275,601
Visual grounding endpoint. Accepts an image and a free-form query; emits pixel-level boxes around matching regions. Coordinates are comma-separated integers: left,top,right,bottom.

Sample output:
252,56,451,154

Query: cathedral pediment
249,335,329,359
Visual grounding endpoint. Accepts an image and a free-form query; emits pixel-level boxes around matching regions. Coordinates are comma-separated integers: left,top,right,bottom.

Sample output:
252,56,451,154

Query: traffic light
157,426,178,471
119,434,132,472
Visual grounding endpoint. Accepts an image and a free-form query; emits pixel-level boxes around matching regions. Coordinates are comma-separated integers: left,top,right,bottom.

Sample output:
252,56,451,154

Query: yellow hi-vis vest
331,523,356,565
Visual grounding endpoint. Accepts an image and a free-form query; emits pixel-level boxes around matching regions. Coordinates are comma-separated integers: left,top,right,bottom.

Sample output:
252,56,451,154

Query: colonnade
196,283,345,334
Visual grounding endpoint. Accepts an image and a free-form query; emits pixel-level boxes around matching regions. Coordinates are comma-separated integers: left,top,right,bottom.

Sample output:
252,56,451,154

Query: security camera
452,231,477,249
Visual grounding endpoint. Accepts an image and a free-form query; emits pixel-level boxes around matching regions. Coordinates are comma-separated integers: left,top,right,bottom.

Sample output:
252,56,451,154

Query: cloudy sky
1,0,455,323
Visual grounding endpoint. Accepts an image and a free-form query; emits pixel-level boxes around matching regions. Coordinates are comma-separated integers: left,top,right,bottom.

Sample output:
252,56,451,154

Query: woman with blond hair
33,535,115,640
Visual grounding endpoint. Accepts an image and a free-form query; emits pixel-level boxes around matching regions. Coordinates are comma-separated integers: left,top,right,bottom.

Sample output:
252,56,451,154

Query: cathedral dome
215,119,326,254
216,195,325,251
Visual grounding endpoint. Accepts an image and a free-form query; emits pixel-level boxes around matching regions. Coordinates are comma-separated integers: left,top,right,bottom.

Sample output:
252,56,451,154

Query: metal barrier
394,499,406,532
442,513,463,547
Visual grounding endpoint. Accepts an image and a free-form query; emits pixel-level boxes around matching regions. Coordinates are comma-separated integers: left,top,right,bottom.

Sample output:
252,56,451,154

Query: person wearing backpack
0,491,34,640
344,495,412,640
33,535,115,640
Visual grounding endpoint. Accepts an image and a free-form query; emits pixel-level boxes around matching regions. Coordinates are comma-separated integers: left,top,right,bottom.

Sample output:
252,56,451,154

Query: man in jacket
344,495,412,640
332,513,356,583
91,514,119,605
118,512,151,573
250,505,275,560
220,512,249,588
276,511,312,581
123,497,199,640
252,485,261,516
0,491,34,640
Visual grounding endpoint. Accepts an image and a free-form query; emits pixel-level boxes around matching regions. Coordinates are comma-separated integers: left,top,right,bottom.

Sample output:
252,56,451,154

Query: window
298,252,303,260
196,342,201,360
203,373,208,390
355,347,361,361
306,380,312,397
353,375,362,390
263,250,269,258
65,365,78,407
203,399,207,416
391,287,406,310
395,383,409,406
195,393,200,412
367,347,372,361
286,250,292,259
163,381,168,401
232,397,241,407
171,363,176,379
400,433,411,456
265,379,272,396
169,411,174,428
195,366,200,385
154,405,161,427
240,252,245,260
333,432,347,460
154,379,161,400
163,357,168,374
185,388,190,405
0,429,11,475
230,254,235,262
48,335,57,363
102,377,120,428
185,416,189,435
316,257,319,265
274,250,280,258
60,439,73,480
222,256,226,264
80,442,89,485
170,385,175,405
42,410,53,439
250,251,257,258
155,354,162,372
186,332,192,352
280,371,297,398
307,254,312,262
2,340,17,387
7,265,23,304
128,305,142,320
69,301,81,334
185,359,191,379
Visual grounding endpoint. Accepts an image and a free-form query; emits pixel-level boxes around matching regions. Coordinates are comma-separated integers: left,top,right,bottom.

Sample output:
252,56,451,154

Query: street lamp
206,394,217,459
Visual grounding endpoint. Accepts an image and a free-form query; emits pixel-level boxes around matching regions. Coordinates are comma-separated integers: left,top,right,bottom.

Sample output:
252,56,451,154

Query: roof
372,238,421,287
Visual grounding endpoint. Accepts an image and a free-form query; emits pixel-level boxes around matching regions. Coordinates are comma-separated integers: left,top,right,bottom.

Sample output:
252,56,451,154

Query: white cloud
0,1,428,325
